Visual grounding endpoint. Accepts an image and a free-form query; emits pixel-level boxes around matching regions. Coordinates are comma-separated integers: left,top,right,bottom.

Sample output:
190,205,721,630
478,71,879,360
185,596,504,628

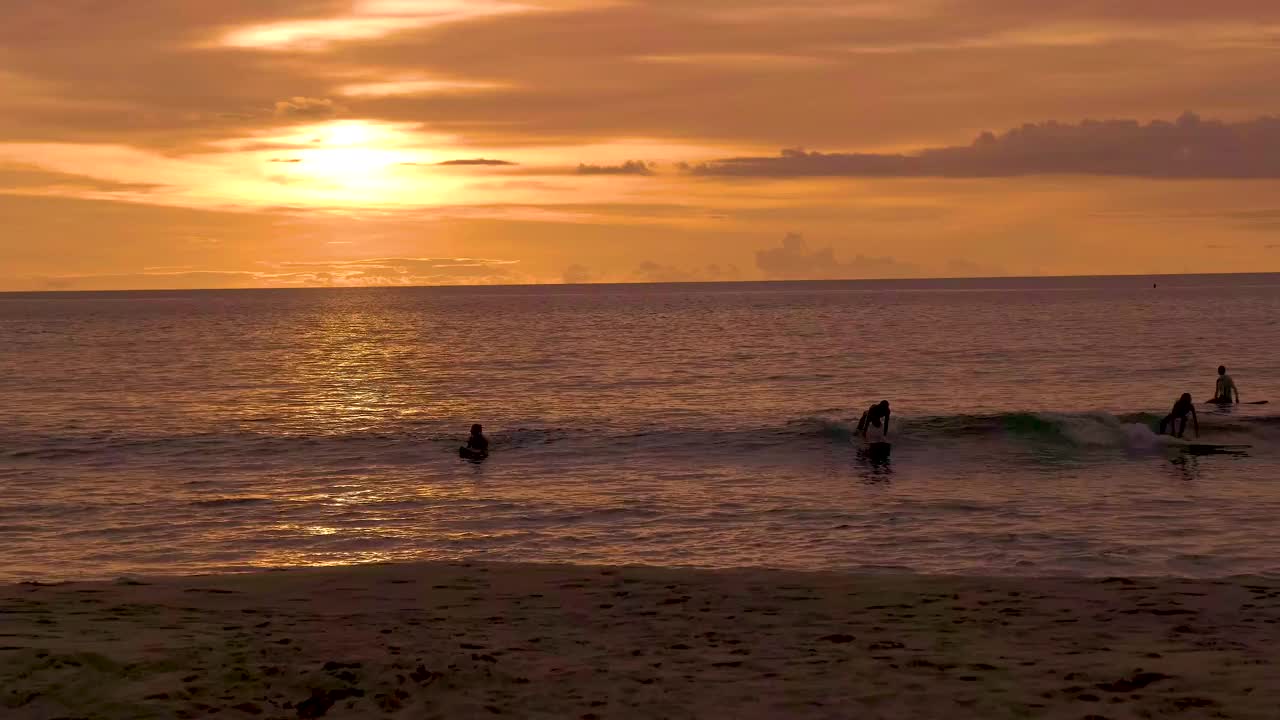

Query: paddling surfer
1158,393,1199,439
856,400,891,440
1212,365,1240,405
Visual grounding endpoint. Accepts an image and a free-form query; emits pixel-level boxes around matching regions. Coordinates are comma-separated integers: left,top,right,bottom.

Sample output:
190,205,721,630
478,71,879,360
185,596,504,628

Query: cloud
4,0,1280,156
5,1,1280,289
1229,210,1280,232
562,263,594,284
219,0,538,51
436,158,518,166
0,163,163,193
273,96,339,119
576,161,655,176
756,233,919,280
691,114,1280,179
27,256,526,291
34,270,266,291
631,261,739,283
632,261,693,282
270,256,521,285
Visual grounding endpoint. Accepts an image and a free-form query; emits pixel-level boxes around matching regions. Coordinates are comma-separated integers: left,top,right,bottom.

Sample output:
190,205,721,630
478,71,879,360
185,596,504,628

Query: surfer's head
1219,365,1227,375
878,400,890,409
471,423,483,435
1181,392,1193,403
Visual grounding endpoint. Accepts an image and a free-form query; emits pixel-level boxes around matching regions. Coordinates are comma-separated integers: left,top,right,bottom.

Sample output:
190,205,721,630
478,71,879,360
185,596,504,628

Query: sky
2,0,1280,290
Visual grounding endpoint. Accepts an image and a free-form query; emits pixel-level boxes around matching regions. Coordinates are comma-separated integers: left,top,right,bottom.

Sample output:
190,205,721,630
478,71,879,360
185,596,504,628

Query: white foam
1042,412,1179,449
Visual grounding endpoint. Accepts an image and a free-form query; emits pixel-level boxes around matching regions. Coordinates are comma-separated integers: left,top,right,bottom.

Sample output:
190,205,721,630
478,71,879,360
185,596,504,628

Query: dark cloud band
689,114,1280,179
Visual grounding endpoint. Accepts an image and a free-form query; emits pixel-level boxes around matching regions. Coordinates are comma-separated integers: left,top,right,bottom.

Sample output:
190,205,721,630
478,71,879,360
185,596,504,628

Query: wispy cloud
273,97,341,119
338,78,507,97
576,161,655,176
436,158,518,166
633,53,832,68
0,163,164,194
220,0,535,51
30,256,525,291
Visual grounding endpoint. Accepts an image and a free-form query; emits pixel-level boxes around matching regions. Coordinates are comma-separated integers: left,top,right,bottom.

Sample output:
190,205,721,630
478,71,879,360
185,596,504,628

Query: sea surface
3,275,1280,582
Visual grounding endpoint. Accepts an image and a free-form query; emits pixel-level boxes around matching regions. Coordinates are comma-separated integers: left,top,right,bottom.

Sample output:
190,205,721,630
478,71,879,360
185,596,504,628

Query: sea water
3,275,1280,581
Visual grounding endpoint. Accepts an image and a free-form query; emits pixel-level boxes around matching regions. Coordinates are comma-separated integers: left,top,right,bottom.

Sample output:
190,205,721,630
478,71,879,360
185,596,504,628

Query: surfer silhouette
1158,393,1199,438
856,400,891,440
459,423,489,460
1212,365,1239,404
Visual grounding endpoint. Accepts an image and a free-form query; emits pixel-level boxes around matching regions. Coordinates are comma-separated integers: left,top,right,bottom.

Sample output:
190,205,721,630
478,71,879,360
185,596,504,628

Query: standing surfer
1158,394,1199,439
856,400,891,440
1212,365,1240,405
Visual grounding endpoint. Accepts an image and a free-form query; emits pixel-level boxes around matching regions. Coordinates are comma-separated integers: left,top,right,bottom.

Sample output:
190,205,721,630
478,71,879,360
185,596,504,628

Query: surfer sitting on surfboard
459,423,489,460
856,400,891,440
1211,365,1240,405
1158,393,1199,439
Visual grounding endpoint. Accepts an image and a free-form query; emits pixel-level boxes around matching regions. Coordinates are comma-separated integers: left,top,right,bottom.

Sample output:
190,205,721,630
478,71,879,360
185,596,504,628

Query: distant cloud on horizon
562,264,594,284
629,261,739,283
756,233,919,280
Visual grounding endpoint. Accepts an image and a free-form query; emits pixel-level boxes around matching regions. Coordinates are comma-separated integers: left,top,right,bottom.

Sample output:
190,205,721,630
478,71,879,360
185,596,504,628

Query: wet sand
2,562,1278,719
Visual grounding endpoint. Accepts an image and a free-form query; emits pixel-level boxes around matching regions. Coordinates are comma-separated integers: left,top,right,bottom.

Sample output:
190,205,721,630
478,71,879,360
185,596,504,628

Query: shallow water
3,275,1280,580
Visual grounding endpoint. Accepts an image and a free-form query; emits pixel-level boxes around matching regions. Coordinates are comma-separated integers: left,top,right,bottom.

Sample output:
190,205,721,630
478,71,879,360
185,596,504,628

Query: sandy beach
1,563,1276,719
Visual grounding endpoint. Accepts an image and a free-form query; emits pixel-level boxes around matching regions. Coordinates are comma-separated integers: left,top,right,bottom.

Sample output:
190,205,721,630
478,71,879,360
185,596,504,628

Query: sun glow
251,120,458,205
292,147,401,185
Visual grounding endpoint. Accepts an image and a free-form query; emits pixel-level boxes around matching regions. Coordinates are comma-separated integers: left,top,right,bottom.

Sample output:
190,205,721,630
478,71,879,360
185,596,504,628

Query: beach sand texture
3,562,1278,719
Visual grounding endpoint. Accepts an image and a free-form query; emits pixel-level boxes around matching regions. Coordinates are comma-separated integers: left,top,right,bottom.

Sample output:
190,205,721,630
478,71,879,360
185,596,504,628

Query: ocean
3,275,1280,582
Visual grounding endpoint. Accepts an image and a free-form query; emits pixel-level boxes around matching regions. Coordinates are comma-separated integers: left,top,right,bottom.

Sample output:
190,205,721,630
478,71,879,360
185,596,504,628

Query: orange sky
3,0,1280,290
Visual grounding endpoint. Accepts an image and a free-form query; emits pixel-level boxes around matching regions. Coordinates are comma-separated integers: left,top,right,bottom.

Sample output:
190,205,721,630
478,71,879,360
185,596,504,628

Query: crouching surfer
856,400,891,441
1158,394,1199,439
459,423,489,460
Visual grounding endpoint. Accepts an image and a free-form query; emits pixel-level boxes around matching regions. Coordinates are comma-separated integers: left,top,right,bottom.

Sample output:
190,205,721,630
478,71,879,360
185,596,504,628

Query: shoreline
10,560,1280,587
3,561,1278,719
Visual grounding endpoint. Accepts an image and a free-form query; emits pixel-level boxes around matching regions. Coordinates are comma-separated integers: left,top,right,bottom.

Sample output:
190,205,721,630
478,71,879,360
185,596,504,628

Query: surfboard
1182,443,1251,456
865,441,892,460
1204,400,1268,405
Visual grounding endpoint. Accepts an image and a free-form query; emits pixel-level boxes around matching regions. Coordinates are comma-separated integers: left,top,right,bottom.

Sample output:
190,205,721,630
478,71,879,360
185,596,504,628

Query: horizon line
3,270,1280,296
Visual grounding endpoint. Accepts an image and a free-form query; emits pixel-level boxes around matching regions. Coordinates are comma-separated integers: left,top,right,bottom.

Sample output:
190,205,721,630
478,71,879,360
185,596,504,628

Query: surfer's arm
883,412,890,437
855,411,868,436
1191,407,1200,437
